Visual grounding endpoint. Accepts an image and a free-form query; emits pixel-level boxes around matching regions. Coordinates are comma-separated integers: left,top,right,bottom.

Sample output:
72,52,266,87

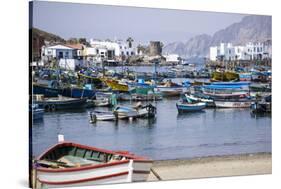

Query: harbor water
32,98,271,160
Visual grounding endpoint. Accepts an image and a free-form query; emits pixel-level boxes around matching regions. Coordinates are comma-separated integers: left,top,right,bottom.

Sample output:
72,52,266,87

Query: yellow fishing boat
103,79,129,92
211,71,239,82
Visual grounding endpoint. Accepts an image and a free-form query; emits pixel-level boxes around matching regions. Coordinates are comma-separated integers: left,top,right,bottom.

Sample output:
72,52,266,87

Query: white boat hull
154,87,187,96
36,160,152,188
214,101,252,108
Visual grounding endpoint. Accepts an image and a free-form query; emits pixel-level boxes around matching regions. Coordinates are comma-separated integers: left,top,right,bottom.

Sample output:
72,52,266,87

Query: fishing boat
154,80,189,97
131,93,163,101
34,141,153,188
114,103,156,119
201,82,250,98
103,79,129,92
250,83,271,93
176,101,206,113
251,95,271,113
239,73,252,81
89,111,116,122
30,104,44,120
185,94,215,107
214,99,252,108
33,95,87,111
211,71,239,82
85,92,112,108
77,73,103,88
33,83,61,97
86,98,110,108
60,87,96,98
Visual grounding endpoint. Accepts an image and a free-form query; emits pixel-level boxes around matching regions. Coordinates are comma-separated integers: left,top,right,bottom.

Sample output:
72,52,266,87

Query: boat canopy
203,84,248,89
211,82,250,86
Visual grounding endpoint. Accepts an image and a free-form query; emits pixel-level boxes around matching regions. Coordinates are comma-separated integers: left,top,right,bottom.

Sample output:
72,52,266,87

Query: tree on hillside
67,38,78,44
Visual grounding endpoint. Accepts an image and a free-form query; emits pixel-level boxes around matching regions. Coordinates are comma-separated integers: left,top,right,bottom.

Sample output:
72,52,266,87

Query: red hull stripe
38,171,129,185
134,160,153,163
133,170,151,174
37,160,129,173
37,142,151,161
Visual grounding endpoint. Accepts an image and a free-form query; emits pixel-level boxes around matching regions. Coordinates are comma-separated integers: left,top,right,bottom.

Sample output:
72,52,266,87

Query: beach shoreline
148,152,272,181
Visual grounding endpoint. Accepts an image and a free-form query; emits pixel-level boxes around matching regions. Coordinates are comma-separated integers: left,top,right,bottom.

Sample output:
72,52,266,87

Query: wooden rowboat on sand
34,141,153,188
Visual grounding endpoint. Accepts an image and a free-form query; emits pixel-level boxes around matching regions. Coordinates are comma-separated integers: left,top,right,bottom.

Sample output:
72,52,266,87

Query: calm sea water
32,98,271,160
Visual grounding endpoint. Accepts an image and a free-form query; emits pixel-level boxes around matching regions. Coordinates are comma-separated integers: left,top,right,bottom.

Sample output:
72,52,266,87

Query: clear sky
32,1,247,45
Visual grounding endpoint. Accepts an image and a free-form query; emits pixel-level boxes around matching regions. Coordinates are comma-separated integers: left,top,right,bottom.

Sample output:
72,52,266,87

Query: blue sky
32,1,247,44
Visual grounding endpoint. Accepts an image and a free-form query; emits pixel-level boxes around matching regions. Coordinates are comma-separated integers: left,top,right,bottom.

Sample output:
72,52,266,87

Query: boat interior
37,145,128,169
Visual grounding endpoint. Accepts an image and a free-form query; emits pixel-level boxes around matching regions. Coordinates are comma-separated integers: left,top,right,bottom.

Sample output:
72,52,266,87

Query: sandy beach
148,153,272,181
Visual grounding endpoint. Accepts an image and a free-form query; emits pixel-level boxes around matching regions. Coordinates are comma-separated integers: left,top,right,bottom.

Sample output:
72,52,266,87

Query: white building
41,44,86,70
42,44,75,60
209,42,271,61
210,46,219,62
163,54,180,63
88,39,137,62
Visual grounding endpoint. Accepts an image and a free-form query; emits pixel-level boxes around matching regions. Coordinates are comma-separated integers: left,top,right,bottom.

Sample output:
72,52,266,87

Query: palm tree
126,37,134,48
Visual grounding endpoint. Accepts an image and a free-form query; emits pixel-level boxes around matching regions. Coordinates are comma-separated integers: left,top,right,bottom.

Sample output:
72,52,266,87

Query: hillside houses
209,42,272,62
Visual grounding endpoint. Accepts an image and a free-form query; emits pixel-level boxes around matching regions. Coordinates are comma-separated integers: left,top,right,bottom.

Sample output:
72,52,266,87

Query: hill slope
163,15,272,58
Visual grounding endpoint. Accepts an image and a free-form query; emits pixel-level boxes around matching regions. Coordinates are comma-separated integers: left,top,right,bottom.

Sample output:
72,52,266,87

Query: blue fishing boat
60,87,96,98
210,81,250,86
176,102,206,113
239,73,252,81
185,94,215,107
33,83,61,97
201,82,250,98
176,96,206,113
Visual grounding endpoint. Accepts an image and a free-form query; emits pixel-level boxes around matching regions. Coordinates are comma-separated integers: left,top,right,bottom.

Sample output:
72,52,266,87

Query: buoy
58,134,64,142
51,104,56,111
45,104,51,111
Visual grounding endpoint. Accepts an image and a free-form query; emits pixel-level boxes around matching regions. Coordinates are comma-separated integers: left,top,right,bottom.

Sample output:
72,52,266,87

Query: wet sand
148,153,272,181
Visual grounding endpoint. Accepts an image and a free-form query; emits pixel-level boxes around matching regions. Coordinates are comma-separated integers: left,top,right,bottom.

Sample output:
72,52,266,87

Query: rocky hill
163,15,272,58
31,27,65,43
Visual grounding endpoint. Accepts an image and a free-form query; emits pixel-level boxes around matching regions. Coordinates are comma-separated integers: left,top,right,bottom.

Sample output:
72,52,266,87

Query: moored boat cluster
31,60,271,188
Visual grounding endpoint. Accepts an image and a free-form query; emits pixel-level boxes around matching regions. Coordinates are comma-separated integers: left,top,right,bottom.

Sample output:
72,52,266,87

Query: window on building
126,51,129,56
131,52,134,56
58,52,63,59
65,52,69,59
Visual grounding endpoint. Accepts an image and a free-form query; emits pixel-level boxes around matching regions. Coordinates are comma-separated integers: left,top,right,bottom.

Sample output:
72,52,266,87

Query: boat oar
150,168,162,181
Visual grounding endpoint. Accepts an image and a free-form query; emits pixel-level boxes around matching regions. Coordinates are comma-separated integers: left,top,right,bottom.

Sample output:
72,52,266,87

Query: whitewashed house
210,46,219,62
42,44,75,60
89,39,136,62
41,44,84,70
209,42,271,61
